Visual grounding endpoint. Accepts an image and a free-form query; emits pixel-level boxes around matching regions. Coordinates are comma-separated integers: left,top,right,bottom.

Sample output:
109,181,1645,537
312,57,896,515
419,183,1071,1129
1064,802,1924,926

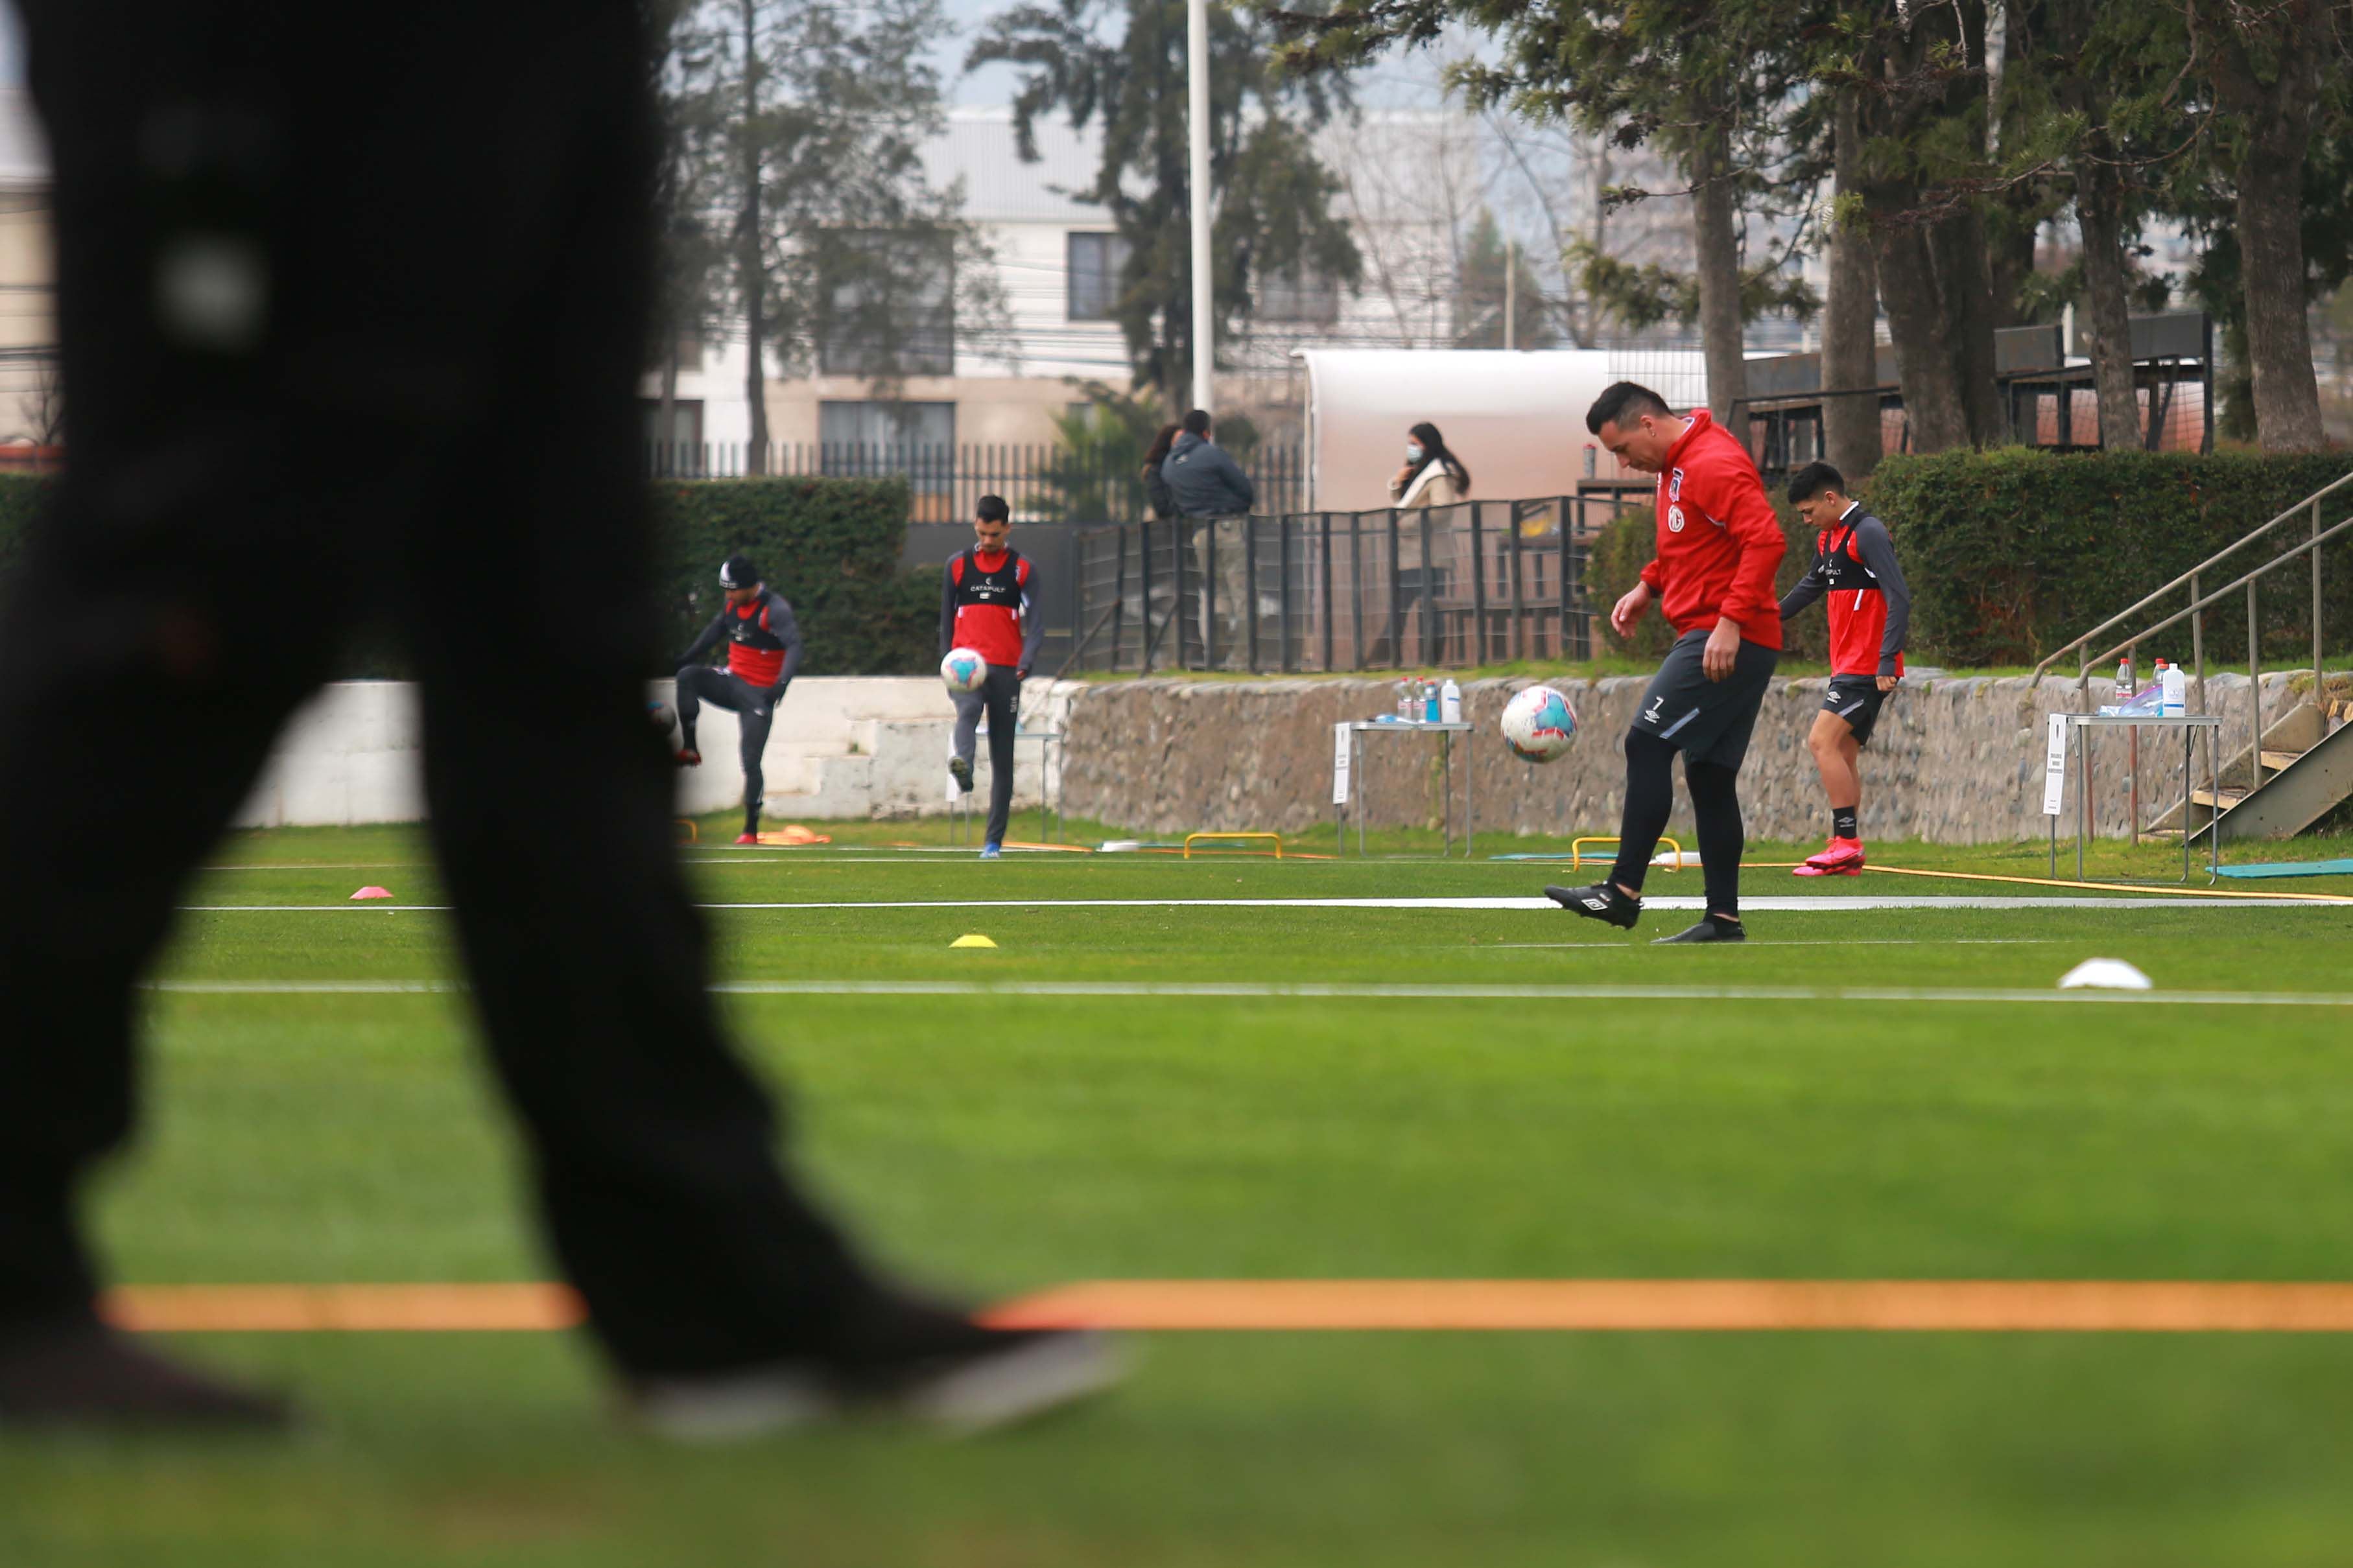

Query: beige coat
1389,463,1461,508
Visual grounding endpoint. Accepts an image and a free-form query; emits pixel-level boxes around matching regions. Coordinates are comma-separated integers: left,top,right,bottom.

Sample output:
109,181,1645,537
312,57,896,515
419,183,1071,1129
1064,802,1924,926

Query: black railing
643,440,1308,526
1063,495,1633,675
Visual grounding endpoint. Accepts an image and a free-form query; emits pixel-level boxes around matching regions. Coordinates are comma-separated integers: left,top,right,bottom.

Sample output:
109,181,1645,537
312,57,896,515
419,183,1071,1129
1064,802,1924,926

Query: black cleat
0,1322,296,1431
948,756,974,794
1544,882,1640,930
1654,916,1745,944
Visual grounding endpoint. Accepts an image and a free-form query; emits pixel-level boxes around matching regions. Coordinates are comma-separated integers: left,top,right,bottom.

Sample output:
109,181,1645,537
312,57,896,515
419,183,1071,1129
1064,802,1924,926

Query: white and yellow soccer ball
1500,685,1578,762
940,647,989,695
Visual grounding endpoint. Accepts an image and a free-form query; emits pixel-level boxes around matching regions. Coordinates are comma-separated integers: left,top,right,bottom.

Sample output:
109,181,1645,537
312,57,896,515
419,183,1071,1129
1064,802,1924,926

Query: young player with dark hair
674,554,803,845
1777,462,1911,876
1544,381,1786,943
940,495,1040,860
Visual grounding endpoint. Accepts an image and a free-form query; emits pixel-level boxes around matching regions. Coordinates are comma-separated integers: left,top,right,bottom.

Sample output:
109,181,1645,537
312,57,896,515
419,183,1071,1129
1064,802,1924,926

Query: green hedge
1589,448,2353,668
650,477,929,675
0,474,41,576
1863,448,2353,668
0,474,937,676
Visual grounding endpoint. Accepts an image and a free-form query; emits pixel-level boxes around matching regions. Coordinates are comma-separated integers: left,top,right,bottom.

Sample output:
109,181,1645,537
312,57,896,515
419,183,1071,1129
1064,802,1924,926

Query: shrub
0,474,938,676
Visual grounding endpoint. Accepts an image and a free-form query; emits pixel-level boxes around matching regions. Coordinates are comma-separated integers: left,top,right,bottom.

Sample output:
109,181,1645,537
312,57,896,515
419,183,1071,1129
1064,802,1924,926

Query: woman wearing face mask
1388,421,1472,507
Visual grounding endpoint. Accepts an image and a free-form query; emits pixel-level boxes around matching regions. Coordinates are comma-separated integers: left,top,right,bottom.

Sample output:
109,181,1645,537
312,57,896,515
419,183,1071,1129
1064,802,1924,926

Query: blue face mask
1405,443,1425,463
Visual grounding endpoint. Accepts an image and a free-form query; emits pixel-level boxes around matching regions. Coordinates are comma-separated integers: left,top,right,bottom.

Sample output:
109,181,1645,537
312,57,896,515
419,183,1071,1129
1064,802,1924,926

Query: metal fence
1065,495,1635,674
644,440,1308,525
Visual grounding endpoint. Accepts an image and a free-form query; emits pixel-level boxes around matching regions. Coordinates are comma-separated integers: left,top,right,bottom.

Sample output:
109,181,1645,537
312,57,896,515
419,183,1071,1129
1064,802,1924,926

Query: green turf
6,825,2353,1565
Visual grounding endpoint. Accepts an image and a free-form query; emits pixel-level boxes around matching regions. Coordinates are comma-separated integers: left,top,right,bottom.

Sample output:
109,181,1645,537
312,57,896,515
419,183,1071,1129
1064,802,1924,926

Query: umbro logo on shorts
1642,696,1664,724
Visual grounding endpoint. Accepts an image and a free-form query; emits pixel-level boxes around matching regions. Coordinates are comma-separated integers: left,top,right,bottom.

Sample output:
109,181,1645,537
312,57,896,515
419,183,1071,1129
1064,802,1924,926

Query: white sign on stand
2041,712,2069,816
1332,721,1352,805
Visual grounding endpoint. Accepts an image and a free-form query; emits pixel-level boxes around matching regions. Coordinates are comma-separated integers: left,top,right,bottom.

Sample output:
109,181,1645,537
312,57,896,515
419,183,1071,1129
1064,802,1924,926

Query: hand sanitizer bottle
1440,678,1462,724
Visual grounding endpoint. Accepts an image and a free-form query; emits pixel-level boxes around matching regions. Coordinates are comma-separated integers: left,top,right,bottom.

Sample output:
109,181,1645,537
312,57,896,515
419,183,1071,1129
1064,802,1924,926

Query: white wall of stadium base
230,670,2310,843
230,677,1075,829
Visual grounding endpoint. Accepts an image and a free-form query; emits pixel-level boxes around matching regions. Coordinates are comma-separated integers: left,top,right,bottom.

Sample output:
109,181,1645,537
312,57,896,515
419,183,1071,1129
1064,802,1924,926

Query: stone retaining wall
1058,673,2309,845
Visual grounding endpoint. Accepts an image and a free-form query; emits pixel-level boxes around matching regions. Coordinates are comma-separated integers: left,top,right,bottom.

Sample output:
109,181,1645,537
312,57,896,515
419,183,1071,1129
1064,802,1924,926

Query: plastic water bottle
1396,681,1413,722
1440,678,1462,724
2114,659,2133,704
2161,662,2188,717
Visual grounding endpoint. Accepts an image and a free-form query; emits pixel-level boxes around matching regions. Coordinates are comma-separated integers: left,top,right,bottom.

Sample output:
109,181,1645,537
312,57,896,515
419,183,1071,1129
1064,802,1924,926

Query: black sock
680,725,696,753
1832,806,1858,839
1683,757,1746,919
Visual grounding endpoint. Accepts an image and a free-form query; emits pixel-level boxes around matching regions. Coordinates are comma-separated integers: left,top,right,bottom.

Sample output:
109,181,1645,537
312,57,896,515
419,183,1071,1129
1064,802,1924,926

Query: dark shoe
1543,882,1640,930
0,1322,294,1430
1654,917,1745,944
626,1293,1122,1440
948,756,974,793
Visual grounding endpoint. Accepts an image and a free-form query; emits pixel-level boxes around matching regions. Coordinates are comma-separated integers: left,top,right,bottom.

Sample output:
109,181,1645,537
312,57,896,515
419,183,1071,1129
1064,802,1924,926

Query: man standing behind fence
941,495,1039,859
1163,410,1255,665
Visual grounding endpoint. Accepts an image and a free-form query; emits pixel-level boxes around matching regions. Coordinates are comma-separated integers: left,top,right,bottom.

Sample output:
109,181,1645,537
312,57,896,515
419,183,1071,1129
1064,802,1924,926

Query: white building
641,105,1492,471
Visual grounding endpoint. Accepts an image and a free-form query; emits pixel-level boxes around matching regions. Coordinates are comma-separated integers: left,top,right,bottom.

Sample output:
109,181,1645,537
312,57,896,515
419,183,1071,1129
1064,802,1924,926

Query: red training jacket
1635,410,1786,649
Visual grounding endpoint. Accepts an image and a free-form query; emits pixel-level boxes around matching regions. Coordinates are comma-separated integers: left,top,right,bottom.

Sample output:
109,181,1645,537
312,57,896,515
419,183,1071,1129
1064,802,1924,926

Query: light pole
1187,0,1213,415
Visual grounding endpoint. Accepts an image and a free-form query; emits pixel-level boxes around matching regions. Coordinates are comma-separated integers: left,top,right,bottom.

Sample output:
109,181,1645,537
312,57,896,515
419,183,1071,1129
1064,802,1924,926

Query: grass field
6,819,2353,1566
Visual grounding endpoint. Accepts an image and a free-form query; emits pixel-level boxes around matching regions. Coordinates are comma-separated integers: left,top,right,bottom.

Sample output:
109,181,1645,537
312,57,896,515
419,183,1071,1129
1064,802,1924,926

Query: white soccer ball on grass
941,647,989,695
1500,685,1578,763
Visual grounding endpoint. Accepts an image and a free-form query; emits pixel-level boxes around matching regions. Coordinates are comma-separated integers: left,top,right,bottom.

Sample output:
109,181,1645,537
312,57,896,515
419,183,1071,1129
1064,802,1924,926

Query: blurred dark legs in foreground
0,0,1111,1431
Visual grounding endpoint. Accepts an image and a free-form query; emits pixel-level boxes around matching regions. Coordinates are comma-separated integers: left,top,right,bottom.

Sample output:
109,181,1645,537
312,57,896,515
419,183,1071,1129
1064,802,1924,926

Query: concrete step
2190,788,2249,810
2259,749,2306,773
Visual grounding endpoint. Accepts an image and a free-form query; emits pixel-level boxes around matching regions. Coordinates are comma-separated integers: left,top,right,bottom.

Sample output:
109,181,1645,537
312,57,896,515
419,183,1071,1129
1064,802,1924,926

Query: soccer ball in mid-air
646,698,678,740
1500,685,1578,762
941,647,988,694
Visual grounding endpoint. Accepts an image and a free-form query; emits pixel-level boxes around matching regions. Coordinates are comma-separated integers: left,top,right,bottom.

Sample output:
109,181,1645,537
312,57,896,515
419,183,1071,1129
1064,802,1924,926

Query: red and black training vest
725,594,792,686
1814,513,1904,679
949,547,1030,666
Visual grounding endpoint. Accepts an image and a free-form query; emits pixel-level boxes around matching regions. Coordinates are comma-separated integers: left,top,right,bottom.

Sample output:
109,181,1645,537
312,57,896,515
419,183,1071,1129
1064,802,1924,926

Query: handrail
2028,466,2353,684
2085,509,2353,668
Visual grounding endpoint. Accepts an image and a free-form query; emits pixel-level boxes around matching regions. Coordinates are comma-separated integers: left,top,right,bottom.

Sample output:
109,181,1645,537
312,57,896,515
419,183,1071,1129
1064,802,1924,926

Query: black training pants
675,666,781,836
951,665,1022,847
0,0,878,1376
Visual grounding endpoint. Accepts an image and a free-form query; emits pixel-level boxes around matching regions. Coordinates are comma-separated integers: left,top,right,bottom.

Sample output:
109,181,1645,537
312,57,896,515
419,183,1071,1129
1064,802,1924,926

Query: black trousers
0,0,877,1376
951,665,1022,846
675,666,782,835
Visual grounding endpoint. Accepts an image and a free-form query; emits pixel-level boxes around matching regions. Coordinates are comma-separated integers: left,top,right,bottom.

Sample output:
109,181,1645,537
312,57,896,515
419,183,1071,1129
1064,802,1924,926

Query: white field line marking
1486,938,2069,948
145,979,2353,1007
176,894,2345,913
202,863,420,871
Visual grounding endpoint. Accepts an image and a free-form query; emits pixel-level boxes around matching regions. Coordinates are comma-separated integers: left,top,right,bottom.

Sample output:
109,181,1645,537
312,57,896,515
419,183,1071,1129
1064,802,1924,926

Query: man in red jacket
1546,382,1784,943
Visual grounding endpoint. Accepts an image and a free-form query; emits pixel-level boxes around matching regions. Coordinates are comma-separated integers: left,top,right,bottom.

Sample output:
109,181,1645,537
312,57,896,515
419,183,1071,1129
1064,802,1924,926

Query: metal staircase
2029,471,2353,843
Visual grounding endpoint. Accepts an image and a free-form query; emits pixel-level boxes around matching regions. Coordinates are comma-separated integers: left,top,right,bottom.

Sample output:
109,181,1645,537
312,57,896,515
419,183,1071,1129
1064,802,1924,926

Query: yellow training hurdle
1184,832,1284,860
1570,835,1685,871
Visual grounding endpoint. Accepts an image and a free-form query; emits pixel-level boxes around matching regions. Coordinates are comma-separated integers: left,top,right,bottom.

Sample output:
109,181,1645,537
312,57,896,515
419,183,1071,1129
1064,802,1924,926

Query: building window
820,230,955,377
1258,266,1342,326
1067,231,1129,322
819,401,954,495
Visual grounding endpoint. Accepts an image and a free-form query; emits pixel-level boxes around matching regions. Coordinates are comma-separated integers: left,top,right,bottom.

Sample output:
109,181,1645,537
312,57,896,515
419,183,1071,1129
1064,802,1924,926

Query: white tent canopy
1296,349,1707,513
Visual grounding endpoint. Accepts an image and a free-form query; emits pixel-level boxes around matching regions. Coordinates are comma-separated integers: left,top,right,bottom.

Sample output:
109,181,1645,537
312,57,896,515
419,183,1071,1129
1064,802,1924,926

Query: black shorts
1629,627,1780,769
1822,675,1889,746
